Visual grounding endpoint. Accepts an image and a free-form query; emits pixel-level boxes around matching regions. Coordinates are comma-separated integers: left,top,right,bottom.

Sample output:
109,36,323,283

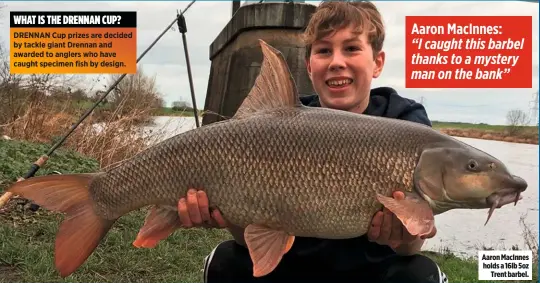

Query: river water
144,116,539,258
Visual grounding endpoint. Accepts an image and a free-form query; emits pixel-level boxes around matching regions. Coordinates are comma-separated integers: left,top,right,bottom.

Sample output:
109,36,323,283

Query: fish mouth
484,188,524,226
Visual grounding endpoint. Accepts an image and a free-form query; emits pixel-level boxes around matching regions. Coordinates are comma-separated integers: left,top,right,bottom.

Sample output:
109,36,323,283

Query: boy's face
306,25,385,113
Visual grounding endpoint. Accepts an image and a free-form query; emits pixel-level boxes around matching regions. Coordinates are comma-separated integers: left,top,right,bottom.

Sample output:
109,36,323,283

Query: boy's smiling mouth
326,77,353,88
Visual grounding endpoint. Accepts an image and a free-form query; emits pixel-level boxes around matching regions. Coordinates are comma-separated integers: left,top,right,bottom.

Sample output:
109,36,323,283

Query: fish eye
467,159,479,171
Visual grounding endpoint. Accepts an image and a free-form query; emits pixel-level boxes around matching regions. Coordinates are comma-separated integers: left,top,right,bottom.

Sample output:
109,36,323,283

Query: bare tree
506,109,530,135
107,67,164,123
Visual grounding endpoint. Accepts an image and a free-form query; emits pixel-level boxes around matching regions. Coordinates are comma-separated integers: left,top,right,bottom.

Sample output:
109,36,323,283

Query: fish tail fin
7,173,115,278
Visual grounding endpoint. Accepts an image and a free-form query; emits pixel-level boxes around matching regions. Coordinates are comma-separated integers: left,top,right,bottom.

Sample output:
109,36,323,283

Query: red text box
405,16,532,88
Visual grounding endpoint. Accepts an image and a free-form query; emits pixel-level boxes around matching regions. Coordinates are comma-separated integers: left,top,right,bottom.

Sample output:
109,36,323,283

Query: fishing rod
0,0,197,211
176,10,200,127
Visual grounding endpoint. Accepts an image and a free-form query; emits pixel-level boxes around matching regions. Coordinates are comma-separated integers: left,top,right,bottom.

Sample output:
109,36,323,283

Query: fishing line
0,0,197,211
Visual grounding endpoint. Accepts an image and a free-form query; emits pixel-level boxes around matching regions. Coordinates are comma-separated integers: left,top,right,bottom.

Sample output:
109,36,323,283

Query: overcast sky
1,1,538,125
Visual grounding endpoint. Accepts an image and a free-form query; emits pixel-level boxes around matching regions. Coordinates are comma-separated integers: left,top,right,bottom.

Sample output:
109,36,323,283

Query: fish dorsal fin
233,39,301,119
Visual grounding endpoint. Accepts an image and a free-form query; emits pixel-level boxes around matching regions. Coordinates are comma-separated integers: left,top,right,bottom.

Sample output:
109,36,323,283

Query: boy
180,2,448,283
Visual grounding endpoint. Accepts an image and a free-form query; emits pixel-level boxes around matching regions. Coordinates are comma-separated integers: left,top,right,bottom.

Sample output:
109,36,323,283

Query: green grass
0,210,231,283
424,250,538,283
424,251,482,282
0,139,99,192
433,121,507,131
0,139,537,282
432,120,537,132
70,99,111,112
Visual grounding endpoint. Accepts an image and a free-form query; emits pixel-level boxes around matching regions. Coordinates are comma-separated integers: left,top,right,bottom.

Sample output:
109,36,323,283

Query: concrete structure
202,2,316,125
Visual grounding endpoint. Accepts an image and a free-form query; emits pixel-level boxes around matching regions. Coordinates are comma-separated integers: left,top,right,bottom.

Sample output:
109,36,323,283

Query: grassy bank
0,139,537,282
433,121,538,145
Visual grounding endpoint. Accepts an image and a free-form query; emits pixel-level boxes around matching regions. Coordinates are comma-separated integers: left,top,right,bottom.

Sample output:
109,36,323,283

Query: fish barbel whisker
485,195,499,226
514,191,521,206
484,189,524,226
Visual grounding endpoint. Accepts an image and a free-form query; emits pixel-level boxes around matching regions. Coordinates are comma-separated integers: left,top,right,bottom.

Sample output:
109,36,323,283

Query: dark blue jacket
300,87,431,127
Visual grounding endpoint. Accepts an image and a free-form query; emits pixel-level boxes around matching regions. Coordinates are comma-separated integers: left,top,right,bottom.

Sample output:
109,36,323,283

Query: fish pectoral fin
376,193,435,237
244,224,295,277
133,205,181,248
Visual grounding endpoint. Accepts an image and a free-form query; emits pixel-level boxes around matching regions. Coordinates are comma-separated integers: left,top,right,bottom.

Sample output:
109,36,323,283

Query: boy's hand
367,191,436,252
177,188,227,228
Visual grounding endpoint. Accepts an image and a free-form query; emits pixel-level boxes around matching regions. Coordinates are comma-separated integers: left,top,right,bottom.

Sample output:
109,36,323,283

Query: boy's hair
303,1,385,60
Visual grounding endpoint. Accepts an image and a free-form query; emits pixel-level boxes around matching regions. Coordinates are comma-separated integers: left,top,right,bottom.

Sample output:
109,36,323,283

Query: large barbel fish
7,40,528,278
